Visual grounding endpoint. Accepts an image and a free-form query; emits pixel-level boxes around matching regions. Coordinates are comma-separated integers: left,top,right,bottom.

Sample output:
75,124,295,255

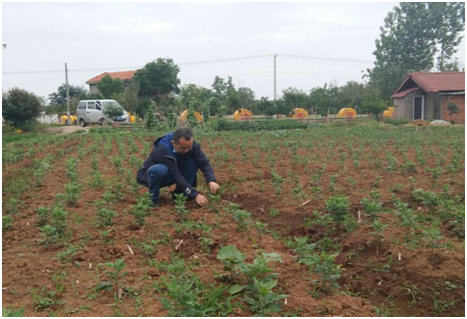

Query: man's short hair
173,128,193,142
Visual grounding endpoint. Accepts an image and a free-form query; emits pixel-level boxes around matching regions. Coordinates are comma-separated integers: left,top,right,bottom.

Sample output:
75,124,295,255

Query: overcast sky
2,2,465,101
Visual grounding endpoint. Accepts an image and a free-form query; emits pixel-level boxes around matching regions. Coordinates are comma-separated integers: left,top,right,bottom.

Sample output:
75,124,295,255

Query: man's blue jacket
136,133,216,199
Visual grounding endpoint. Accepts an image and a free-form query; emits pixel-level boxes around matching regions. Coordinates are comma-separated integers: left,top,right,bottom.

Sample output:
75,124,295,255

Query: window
102,100,123,109
96,104,102,111
87,102,95,110
78,102,86,110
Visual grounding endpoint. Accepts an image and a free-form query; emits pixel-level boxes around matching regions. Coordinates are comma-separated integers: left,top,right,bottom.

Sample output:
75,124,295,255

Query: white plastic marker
175,239,184,250
358,210,361,220
398,253,401,261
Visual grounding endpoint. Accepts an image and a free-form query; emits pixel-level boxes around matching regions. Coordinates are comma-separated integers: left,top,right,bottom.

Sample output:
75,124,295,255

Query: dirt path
42,125,97,135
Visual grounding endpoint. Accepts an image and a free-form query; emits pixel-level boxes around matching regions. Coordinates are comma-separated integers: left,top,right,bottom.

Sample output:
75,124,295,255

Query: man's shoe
151,200,159,207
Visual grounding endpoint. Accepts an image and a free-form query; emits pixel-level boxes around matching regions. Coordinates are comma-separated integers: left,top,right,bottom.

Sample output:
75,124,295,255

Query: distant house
391,72,465,124
86,70,137,95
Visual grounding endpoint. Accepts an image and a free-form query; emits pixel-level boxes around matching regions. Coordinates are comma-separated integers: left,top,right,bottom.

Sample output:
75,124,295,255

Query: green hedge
213,119,315,131
383,118,410,126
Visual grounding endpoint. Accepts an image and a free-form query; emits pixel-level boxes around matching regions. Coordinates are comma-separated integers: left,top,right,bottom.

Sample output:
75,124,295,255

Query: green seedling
421,226,443,266
174,193,190,220
269,205,280,218
292,237,317,262
325,195,350,223
131,193,152,227
96,207,117,228
2,215,13,231
37,206,51,226
6,197,24,215
2,307,25,317
360,197,383,220
33,285,65,311
301,251,343,293
199,237,214,254
253,222,269,250
401,282,421,305
217,245,246,280
370,220,388,255
64,181,81,207
103,259,128,299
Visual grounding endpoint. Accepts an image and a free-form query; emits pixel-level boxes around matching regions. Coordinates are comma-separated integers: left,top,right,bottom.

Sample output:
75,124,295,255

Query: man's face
172,137,193,155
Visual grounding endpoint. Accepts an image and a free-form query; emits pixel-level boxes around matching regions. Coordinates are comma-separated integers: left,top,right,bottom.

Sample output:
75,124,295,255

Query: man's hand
208,182,220,194
195,194,209,207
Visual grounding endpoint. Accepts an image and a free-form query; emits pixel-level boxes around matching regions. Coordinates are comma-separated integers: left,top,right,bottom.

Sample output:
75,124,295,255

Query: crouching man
137,128,219,207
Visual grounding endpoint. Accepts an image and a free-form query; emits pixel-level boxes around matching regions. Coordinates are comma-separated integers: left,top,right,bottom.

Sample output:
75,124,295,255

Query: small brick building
391,72,465,124
86,70,137,95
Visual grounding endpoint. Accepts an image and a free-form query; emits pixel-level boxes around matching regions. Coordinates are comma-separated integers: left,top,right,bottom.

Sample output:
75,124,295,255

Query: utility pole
2,44,6,93
274,54,277,100
65,63,70,125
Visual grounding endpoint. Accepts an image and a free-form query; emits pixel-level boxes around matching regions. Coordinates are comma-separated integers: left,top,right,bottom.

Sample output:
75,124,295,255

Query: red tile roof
410,72,465,92
86,70,138,84
392,72,465,98
391,87,421,98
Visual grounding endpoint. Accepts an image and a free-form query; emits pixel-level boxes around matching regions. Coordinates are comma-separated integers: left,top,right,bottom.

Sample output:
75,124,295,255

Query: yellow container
128,112,136,123
60,115,78,124
383,107,394,118
337,108,357,118
234,108,253,120
289,108,309,118
180,110,203,123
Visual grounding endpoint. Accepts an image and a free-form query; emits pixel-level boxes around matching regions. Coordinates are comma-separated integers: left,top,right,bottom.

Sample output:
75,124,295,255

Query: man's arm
193,143,216,183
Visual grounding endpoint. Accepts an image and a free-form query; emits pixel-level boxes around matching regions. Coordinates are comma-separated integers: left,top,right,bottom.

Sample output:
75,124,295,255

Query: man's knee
149,164,170,177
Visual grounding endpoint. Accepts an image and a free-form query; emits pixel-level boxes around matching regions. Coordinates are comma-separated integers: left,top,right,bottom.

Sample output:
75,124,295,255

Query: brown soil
2,130,464,317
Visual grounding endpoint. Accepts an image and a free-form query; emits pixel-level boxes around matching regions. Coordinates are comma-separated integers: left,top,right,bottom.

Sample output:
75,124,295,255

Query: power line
2,53,373,75
1,54,274,75
3,75,64,85
279,53,373,64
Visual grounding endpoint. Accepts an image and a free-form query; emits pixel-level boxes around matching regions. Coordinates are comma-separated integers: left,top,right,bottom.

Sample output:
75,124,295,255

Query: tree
447,101,460,116
282,87,310,113
237,87,255,111
211,76,239,114
133,58,181,101
47,83,87,115
361,88,389,120
180,84,213,111
367,2,465,100
211,76,229,99
253,97,275,115
97,75,124,98
428,2,465,71
3,87,42,126
337,81,365,113
309,83,341,116
111,80,140,115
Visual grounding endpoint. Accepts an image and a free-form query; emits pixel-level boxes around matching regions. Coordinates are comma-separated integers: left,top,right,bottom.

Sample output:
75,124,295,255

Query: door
413,96,424,120
87,101,100,123
77,101,86,120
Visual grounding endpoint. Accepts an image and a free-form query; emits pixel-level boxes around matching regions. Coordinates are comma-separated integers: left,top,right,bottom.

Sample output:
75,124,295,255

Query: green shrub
214,119,311,131
384,118,410,126
325,195,350,223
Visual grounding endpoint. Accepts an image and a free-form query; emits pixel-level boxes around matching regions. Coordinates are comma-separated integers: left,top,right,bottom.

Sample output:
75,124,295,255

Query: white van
76,99,130,127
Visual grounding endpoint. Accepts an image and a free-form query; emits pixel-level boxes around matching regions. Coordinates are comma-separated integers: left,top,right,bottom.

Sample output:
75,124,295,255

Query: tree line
3,2,464,128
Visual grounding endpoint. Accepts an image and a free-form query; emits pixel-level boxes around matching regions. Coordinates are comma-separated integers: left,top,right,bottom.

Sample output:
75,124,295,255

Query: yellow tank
234,108,253,120
128,112,136,123
180,110,203,123
60,115,77,125
337,108,357,118
290,108,309,118
383,107,394,118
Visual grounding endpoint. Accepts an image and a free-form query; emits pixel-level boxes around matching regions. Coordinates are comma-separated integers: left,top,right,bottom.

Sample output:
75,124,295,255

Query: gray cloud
2,2,464,100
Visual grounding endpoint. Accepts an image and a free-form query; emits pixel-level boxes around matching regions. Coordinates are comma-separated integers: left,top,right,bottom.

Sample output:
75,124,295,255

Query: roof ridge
410,71,465,74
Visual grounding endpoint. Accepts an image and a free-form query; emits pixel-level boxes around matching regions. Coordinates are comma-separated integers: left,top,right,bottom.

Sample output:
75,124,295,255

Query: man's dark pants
147,158,198,203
